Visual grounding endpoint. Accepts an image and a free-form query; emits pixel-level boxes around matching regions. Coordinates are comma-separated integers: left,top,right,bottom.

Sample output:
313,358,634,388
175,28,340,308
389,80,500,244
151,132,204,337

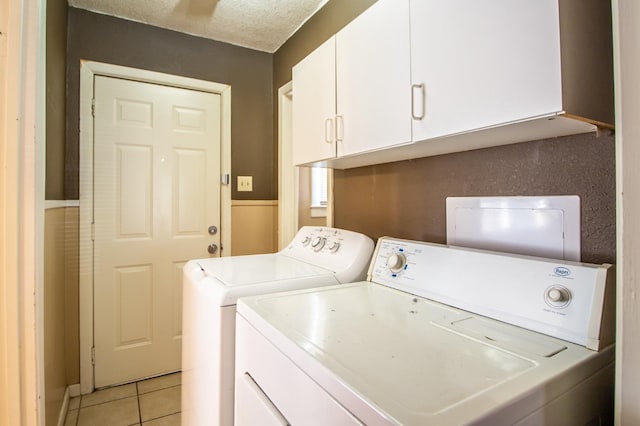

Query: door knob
208,225,218,235
207,244,218,254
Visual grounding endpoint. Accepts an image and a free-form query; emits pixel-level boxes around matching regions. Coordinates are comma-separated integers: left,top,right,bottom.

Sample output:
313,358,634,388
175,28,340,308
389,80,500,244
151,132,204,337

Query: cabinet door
292,37,337,166
336,0,412,157
411,0,563,142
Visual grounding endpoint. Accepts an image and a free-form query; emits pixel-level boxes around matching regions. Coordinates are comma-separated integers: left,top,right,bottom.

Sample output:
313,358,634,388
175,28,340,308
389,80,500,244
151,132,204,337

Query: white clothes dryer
181,226,374,426
235,237,615,425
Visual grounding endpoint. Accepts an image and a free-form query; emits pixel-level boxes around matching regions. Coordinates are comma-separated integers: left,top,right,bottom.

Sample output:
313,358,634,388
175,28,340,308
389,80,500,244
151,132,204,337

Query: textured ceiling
67,0,329,52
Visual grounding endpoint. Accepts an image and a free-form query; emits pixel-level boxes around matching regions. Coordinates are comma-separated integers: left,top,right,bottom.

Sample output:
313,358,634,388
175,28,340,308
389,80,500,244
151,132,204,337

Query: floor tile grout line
143,412,180,423
73,395,81,426
138,384,182,398
79,393,138,409
136,381,143,425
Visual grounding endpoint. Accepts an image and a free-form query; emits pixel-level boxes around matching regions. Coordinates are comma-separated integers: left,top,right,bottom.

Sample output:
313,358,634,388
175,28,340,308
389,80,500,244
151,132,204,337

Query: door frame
277,81,299,249
1,0,46,422
278,81,334,250
79,61,232,394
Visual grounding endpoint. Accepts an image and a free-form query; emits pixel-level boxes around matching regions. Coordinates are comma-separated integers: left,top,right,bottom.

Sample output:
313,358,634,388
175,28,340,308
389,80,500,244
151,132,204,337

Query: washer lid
196,254,333,287
239,282,600,425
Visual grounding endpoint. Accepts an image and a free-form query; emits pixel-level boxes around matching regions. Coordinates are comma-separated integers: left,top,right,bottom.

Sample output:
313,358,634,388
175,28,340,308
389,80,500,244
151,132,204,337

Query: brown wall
334,132,616,265
66,7,275,200
46,0,67,200
273,0,377,90
559,0,615,125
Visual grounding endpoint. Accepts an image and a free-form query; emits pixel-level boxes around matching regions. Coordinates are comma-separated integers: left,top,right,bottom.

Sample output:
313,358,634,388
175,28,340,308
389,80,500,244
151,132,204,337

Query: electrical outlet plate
238,176,253,192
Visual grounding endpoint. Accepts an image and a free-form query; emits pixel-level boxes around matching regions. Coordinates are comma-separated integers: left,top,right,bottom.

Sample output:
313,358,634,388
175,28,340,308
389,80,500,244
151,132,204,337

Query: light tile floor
65,372,181,426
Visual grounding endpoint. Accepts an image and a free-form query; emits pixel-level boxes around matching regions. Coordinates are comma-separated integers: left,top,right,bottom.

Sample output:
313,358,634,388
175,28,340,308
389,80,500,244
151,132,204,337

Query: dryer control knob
311,237,326,251
386,253,407,273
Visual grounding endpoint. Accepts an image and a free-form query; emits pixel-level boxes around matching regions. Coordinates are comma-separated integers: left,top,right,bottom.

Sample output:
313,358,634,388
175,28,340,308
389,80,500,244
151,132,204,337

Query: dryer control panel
367,237,614,351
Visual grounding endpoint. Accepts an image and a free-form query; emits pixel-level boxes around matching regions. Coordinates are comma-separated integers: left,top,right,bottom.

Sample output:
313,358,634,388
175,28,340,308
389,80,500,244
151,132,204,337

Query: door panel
171,261,186,338
93,75,221,387
115,264,153,347
174,148,206,235
117,145,152,237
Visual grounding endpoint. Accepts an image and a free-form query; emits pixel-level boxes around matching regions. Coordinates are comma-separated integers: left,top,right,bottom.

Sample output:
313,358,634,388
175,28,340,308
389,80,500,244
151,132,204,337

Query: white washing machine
235,237,616,425
181,226,374,426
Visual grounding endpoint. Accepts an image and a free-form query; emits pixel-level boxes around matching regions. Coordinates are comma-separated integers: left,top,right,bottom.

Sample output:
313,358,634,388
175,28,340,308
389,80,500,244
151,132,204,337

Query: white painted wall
0,0,16,420
0,0,46,424
613,0,640,423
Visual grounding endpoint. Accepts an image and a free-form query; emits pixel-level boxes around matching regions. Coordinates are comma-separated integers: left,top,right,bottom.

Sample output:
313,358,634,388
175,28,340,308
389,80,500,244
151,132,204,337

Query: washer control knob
327,241,340,253
545,286,571,308
311,236,326,252
301,236,311,246
386,253,407,273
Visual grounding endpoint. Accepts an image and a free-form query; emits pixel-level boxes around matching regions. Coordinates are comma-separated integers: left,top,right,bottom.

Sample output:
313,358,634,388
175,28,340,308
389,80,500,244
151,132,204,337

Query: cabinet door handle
411,83,425,120
324,118,334,144
336,115,344,142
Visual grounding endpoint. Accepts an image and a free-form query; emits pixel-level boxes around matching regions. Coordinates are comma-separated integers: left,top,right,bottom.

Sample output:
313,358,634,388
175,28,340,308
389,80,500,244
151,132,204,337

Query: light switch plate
237,176,253,192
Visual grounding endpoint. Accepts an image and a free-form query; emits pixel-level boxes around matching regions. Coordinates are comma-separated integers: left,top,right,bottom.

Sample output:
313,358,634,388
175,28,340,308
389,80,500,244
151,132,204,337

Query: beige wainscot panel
64,206,80,385
43,204,81,426
44,207,68,426
231,200,278,255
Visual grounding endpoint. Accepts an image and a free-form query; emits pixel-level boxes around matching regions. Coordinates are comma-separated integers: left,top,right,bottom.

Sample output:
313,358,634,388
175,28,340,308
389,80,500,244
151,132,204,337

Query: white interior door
92,75,221,387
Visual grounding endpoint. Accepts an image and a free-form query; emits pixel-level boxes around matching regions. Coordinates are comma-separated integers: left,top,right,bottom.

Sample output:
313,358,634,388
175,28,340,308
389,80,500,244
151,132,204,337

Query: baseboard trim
68,383,81,397
231,199,278,206
45,200,80,209
57,384,81,426
57,387,70,426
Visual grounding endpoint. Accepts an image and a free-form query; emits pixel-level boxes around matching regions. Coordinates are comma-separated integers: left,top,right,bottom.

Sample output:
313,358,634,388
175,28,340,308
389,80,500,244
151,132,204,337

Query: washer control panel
294,228,349,255
283,227,374,284
368,237,614,350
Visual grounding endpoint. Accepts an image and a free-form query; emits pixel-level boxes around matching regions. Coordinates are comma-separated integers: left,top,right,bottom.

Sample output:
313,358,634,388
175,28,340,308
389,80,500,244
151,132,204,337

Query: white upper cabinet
292,0,411,166
335,0,412,157
410,0,563,141
292,0,613,169
292,37,336,166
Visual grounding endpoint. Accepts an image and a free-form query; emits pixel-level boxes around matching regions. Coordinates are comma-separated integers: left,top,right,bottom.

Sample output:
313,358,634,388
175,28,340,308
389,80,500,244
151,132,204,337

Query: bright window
310,167,328,217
